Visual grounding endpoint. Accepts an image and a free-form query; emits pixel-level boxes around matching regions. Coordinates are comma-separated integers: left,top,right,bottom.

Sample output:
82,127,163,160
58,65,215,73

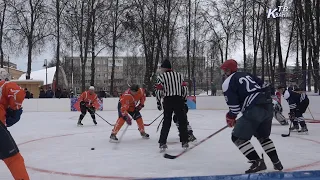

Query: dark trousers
0,121,19,160
293,98,309,117
159,96,189,144
79,104,95,120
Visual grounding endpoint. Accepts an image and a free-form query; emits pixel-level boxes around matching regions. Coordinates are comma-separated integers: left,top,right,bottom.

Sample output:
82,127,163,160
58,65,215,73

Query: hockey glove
135,104,144,111
288,111,295,121
6,108,23,127
80,101,87,106
226,113,236,128
157,102,162,111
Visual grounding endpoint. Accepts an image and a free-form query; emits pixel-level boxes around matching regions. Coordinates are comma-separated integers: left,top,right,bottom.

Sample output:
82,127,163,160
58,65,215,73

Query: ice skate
273,161,283,171
140,132,150,139
188,134,197,142
109,134,119,143
298,126,308,135
159,143,168,153
182,141,189,149
245,155,267,174
93,119,97,125
77,120,83,126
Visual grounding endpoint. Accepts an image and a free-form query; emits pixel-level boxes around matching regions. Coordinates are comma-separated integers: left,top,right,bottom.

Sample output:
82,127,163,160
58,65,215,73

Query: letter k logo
267,8,277,18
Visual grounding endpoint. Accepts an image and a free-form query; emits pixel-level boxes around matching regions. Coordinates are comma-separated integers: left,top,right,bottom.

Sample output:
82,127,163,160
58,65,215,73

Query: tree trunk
192,0,197,96
315,0,320,94
90,3,96,87
166,0,171,58
276,0,285,85
110,0,119,94
242,0,246,71
187,0,191,95
0,2,6,68
26,37,33,80
297,0,307,91
55,0,60,89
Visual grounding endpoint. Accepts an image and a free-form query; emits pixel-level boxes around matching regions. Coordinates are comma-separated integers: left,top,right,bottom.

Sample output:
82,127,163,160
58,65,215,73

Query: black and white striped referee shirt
155,71,187,103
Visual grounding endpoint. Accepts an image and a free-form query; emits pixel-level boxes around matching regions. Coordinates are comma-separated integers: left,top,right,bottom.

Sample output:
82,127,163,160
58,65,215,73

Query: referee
155,59,189,151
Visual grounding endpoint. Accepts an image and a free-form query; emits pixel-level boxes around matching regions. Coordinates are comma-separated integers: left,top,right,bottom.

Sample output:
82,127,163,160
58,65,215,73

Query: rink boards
147,170,320,180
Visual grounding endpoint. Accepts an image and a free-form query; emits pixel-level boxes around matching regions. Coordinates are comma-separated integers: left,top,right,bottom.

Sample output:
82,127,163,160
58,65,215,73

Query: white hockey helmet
0,68,10,81
89,86,95,90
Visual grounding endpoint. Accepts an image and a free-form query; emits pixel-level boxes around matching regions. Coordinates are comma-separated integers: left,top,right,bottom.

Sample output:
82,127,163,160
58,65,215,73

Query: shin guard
112,118,125,135
136,118,145,133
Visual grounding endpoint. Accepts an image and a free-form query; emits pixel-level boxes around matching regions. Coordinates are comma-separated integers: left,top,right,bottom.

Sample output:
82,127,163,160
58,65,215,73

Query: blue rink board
140,170,320,180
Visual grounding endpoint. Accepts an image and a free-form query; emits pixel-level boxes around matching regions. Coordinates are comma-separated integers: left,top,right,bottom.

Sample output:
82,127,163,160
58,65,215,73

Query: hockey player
277,85,309,133
272,94,288,125
0,68,30,180
221,59,283,173
173,103,196,142
173,82,196,142
110,84,149,142
77,86,99,126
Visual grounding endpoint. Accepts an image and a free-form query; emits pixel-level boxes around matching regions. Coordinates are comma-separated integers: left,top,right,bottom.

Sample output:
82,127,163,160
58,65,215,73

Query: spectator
99,89,106,98
39,87,46,98
70,89,74,98
113,87,118,97
46,87,54,98
61,88,69,98
55,87,62,98
211,82,217,96
24,88,32,99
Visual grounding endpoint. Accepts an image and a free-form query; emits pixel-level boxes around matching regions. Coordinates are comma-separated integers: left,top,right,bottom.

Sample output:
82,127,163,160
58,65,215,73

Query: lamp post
43,59,48,89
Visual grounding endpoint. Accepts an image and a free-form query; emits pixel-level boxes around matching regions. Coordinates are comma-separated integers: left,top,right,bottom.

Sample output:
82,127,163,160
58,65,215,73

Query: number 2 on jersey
239,76,261,92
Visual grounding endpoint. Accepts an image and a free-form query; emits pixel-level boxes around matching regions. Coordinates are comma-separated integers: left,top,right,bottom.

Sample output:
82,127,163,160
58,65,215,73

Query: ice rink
0,109,320,180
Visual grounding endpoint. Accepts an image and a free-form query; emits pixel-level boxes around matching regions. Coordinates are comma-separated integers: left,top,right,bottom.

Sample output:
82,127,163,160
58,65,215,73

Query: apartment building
63,56,206,93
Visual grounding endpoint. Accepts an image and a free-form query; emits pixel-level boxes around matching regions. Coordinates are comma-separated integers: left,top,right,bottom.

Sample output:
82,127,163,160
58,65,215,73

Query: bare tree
0,0,7,68
9,0,51,79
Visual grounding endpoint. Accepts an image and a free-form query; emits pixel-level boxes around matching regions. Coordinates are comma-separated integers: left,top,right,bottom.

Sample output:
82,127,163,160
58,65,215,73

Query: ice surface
0,110,320,180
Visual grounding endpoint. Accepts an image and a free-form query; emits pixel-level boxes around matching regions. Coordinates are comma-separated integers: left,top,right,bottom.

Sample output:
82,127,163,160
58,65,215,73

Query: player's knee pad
231,135,247,146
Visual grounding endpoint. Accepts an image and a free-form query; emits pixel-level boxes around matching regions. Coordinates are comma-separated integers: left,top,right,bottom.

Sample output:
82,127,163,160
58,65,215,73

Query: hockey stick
156,118,164,132
164,125,228,159
281,120,293,137
144,113,163,126
308,107,315,120
113,124,129,149
95,112,115,126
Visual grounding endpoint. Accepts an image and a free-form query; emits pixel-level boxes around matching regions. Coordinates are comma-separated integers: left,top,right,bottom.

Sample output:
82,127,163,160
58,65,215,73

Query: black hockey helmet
130,84,139,92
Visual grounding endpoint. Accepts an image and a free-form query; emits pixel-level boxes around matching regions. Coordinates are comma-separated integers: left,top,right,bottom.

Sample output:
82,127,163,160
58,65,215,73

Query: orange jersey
0,81,25,124
119,88,146,114
78,91,98,107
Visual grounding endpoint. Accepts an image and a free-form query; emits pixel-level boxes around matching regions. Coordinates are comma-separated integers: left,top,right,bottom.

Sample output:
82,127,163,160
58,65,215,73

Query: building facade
63,56,206,93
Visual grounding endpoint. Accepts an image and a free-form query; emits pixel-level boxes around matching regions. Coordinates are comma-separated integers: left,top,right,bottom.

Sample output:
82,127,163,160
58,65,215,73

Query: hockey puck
91,148,95,150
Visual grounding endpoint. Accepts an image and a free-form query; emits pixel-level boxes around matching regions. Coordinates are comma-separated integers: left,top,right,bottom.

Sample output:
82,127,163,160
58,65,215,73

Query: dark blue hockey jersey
283,89,308,111
222,72,264,118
